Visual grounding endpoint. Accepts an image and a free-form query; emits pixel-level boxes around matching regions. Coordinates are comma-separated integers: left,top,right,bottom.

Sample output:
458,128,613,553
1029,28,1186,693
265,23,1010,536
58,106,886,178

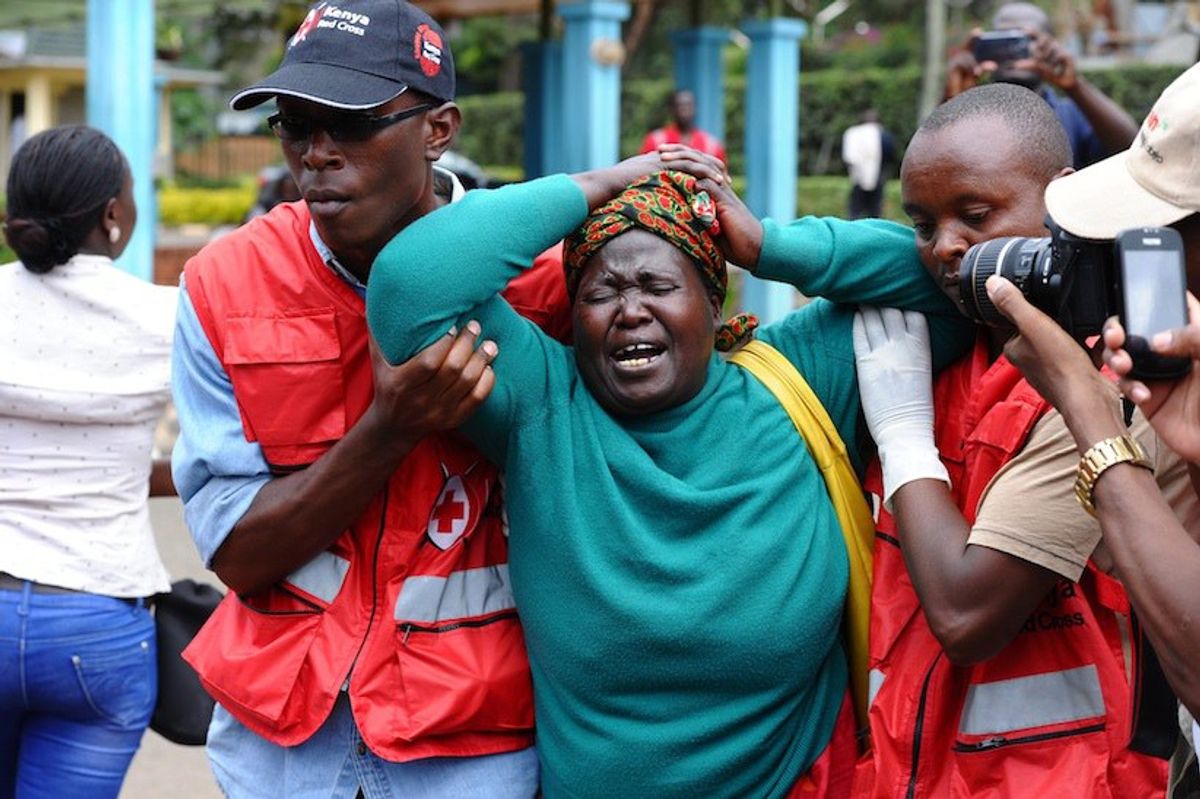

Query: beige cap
1045,62,1200,240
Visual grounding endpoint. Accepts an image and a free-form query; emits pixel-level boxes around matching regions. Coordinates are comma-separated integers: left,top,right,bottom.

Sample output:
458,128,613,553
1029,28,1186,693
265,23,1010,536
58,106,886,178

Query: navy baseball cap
230,0,456,111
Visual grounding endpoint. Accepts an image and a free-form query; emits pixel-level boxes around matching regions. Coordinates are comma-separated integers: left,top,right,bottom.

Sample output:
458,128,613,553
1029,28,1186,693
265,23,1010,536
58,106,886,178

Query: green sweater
368,175,967,798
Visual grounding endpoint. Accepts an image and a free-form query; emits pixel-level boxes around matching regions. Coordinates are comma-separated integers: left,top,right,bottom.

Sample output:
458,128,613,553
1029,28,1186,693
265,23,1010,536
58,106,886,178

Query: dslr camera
958,220,1192,380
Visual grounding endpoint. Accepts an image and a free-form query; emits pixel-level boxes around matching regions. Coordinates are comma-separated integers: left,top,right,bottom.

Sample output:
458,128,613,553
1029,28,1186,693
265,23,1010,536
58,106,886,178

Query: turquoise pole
740,17,807,324
520,40,564,179
668,26,729,144
86,0,156,281
559,0,630,172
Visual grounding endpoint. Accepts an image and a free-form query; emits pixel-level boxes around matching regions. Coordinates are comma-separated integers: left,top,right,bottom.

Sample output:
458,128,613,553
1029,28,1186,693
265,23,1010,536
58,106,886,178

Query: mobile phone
971,30,1031,64
1115,227,1192,381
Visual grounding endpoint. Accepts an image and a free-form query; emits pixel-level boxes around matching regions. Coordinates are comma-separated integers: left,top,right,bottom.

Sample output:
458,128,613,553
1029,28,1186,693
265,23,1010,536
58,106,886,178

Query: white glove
852,306,950,507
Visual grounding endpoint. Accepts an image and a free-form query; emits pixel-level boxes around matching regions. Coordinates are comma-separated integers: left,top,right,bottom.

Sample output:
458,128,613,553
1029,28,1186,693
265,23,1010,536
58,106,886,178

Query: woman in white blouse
0,126,177,798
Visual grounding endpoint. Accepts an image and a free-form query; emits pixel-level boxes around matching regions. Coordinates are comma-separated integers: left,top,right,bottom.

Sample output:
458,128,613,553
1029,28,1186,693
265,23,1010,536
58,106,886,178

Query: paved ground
120,497,222,799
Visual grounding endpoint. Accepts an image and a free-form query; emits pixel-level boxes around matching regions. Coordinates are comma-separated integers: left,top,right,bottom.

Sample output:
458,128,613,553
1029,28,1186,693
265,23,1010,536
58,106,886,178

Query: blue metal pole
558,0,630,172
87,0,156,281
740,17,807,325
520,40,564,178
668,26,729,143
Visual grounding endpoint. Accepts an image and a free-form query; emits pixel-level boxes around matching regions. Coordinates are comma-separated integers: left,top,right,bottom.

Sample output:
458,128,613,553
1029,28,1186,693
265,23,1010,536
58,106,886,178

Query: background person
944,1,1139,168
841,108,896,219
640,88,726,164
0,125,176,799
170,1,568,796
367,147,972,797
848,83,1188,796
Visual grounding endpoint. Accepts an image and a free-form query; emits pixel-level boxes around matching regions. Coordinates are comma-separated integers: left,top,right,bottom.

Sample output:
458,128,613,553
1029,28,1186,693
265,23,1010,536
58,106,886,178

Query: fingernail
447,326,458,336
1131,386,1150,403
482,341,498,357
467,320,481,335
1152,331,1171,349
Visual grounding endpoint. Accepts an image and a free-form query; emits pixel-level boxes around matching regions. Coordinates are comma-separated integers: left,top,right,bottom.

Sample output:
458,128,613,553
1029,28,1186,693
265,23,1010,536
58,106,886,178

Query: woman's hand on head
657,144,728,184
659,145,763,270
1104,293,1200,461
572,147,725,211
693,175,763,270
572,152,662,210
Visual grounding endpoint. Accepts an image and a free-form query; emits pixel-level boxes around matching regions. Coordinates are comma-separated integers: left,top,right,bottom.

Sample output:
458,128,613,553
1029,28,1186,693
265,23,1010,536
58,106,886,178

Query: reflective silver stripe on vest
394,564,515,624
868,668,886,708
958,665,1105,736
284,551,351,605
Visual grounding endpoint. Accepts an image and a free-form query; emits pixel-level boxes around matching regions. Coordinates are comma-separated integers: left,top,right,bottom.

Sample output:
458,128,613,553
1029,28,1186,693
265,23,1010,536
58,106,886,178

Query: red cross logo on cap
413,23,444,78
425,463,485,550
290,4,327,47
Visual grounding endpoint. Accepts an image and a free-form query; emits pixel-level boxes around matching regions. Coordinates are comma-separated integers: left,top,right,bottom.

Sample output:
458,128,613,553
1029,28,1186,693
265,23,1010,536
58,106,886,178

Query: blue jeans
0,584,156,799
208,694,539,798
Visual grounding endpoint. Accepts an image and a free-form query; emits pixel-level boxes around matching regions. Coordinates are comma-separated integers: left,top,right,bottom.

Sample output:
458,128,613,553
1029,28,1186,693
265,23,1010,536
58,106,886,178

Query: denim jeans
0,583,156,799
208,693,539,798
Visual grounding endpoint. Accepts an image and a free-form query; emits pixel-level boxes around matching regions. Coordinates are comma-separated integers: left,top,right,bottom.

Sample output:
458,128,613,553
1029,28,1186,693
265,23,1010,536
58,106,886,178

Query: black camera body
959,221,1191,381
971,30,1032,65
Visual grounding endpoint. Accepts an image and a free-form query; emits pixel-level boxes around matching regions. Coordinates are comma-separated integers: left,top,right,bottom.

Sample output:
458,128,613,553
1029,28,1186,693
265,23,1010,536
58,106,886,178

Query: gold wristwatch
1074,434,1154,517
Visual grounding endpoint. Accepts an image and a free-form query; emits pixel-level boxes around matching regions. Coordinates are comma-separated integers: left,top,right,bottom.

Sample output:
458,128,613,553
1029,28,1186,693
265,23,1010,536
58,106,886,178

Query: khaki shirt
969,380,1200,580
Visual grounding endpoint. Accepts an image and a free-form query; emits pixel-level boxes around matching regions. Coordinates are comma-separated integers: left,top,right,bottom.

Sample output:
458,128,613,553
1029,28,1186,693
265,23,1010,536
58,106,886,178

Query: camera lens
959,237,1052,326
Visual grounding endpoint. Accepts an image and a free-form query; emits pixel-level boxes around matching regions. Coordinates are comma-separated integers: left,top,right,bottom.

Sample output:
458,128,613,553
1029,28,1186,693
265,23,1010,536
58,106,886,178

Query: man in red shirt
641,89,726,164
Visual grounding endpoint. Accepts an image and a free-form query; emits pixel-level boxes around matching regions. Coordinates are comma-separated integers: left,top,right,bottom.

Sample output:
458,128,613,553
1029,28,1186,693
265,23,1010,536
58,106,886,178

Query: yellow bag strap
729,339,874,729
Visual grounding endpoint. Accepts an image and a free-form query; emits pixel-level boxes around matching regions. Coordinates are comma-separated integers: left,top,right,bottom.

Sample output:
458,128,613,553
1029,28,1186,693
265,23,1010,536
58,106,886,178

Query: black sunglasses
267,103,435,145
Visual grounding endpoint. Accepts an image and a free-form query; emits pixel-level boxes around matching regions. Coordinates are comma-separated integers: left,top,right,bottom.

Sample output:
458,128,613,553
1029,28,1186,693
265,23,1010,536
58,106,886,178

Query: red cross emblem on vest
425,462,486,550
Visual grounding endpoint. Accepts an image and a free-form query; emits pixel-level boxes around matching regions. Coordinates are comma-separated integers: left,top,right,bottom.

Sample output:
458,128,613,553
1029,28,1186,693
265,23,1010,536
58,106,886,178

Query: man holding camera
984,62,1200,758
945,1,1138,168
848,82,1195,797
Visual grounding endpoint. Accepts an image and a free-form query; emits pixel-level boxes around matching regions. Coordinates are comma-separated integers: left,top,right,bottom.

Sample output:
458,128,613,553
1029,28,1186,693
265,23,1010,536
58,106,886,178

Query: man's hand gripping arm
212,326,497,596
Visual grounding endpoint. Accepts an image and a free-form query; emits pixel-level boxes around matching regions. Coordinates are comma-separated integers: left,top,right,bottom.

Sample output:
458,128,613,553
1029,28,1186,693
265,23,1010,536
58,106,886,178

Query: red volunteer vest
854,335,1166,798
181,201,568,761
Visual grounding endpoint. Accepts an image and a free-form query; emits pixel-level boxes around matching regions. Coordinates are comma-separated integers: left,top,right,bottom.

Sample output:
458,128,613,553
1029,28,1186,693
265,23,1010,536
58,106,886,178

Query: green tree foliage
452,15,541,94
170,88,219,152
160,1,308,157
448,0,962,95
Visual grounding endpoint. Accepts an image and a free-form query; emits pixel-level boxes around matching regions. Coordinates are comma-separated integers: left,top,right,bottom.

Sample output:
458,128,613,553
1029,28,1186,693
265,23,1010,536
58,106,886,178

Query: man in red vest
170,1,567,796
848,82,1194,796
640,89,726,165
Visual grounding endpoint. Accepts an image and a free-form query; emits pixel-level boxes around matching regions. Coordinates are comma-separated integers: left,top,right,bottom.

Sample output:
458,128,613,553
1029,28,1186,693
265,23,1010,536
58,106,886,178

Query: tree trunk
623,0,664,74
919,0,946,122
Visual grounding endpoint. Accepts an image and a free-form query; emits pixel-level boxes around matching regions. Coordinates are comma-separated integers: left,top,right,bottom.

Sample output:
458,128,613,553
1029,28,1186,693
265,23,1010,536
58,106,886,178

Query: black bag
150,578,224,746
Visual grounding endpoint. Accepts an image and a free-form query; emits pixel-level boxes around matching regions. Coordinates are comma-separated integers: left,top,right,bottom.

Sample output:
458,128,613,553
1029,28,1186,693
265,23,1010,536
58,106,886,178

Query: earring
108,226,121,244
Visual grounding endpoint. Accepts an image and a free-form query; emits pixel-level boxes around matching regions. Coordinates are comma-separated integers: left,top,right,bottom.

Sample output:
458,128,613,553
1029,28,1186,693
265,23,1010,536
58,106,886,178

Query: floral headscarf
563,170,757,352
